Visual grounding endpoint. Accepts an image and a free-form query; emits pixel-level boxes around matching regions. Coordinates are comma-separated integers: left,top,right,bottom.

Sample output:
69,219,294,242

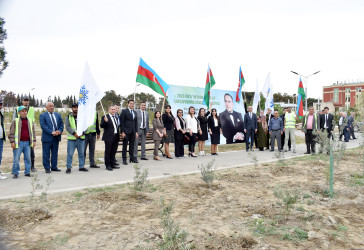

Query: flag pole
99,100,106,116
161,90,168,114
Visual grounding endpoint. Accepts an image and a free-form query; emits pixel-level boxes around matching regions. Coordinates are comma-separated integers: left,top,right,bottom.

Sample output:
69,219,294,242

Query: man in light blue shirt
269,110,283,152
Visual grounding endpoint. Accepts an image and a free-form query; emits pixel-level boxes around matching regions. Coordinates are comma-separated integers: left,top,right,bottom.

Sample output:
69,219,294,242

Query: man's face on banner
224,94,233,112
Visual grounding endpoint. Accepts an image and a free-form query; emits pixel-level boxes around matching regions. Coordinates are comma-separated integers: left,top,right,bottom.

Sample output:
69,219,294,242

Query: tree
97,90,122,111
121,92,157,108
0,90,16,108
0,17,8,77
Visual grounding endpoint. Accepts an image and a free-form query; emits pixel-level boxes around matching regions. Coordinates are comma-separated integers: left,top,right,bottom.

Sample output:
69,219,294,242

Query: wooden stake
100,101,106,116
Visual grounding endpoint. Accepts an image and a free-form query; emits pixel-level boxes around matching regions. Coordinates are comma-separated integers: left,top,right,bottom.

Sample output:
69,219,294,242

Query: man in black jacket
320,107,334,139
266,108,273,150
120,100,138,165
0,100,7,180
280,108,291,151
100,105,120,171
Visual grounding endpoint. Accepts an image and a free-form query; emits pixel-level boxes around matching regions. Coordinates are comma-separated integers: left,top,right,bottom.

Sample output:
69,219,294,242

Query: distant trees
0,17,8,77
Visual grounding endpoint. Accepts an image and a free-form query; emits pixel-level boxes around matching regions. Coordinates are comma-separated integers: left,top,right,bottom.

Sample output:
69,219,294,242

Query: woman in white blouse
185,106,201,157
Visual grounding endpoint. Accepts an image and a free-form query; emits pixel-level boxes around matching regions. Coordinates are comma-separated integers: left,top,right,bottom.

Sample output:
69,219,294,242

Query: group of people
0,95,358,180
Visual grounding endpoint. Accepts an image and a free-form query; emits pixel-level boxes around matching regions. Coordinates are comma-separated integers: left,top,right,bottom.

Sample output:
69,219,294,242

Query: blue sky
0,0,363,101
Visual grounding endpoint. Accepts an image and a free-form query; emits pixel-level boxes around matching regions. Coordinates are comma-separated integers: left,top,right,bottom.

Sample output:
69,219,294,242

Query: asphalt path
0,134,362,200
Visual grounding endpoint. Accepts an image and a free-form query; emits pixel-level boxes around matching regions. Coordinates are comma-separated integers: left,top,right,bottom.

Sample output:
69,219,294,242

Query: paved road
0,134,362,200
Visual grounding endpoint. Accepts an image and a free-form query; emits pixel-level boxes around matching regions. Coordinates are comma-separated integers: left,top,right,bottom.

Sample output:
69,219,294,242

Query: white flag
264,74,274,115
261,72,271,99
252,79,260,114
76,62,104,135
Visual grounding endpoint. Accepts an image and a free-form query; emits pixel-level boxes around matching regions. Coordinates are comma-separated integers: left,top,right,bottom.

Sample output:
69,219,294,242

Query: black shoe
79,168,88,172
304,151,311,154
246,149,249,152
311,151,316,154
12,174,18,179
51,168,61,172
113,162,120,166
90,165,100,168
130,159,139,163
123,161,128,165
106,166,113,171
270,149,274,152
25,173,32,177
141,157,148,160
112,165,120,169
45,169,51,173
66,168,71,174
31,167,37,172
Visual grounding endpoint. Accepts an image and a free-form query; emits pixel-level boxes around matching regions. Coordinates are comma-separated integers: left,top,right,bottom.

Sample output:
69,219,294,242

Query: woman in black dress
174,109,186,158
162,105,175,159
197,108,210,156
208,108,222,155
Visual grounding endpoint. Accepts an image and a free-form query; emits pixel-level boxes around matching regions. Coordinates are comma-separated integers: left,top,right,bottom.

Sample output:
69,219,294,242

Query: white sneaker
0,175,7,180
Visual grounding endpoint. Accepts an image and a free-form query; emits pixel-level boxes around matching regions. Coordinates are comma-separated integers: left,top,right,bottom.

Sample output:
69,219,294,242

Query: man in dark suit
39,102,64,173
120,100,138,165
320,107,334,139
266,108,273,150
343,112,351,142
220,93,245,144
134,101,150,161
100,105,120,171
244,106,257,151
280,108,291,150
349,112,356,139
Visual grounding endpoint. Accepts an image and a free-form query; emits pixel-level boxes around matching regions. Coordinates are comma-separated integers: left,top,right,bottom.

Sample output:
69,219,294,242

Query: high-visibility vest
67,114,85,140
16,106,35,122
285,112,296,128
14,118,34,148
85,112,97,134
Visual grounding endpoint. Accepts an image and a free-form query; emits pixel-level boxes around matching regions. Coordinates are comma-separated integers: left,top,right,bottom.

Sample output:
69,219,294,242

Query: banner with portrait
167,85,246,145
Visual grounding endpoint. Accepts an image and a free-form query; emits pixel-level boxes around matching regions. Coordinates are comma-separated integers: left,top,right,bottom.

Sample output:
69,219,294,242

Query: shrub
198,159,216,187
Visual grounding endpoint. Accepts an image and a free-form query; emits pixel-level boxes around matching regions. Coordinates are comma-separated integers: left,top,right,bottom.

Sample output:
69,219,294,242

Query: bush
198,160,216,187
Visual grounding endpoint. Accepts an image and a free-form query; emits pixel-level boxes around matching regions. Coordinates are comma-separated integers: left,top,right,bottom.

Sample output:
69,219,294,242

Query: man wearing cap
0,100,7,180
65,103,88,174
13,96,37,172
39,102,64,173
9,106,36,178
84,111,101,168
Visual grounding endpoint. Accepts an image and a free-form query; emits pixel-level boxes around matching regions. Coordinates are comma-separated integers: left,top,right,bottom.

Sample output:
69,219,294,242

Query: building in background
323,81,363,110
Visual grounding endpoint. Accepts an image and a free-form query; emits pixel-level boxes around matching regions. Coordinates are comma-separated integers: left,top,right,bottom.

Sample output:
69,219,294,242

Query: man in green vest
84,111,100,168
9,106,36,179
283,106,298,153
13,96,36,172
0,100,7,180
65,103,88,174
302,106,320,154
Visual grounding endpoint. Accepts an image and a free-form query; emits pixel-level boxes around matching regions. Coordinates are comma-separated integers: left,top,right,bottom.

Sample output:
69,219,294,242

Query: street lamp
291,70,320,114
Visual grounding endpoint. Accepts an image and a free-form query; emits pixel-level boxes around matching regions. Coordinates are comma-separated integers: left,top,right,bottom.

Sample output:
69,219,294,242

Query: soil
0,148,363,249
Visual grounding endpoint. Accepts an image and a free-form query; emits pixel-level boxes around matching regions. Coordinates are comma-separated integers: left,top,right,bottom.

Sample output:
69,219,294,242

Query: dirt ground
0,146,363,249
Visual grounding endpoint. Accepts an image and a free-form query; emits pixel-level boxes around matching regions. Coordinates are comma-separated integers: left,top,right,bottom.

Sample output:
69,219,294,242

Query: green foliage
248,151,258,167
158,198,191,250
349,174,364,186
29,174,54,204
97,90,122,111
273,186,300,218
122,92,157,109
130,164,150,194
0,17,8,77
198,159,216,187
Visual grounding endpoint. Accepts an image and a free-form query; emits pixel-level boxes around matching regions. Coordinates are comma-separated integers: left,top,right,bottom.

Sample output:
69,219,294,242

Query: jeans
284,128,296,151
0,139,3,174
12,141,31,175
66,139,85,169
42,137,60,170
84,133,96,166
270,130,282,150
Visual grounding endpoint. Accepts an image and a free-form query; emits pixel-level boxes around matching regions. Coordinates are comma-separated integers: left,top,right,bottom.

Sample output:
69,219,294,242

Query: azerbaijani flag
297,77,306,118
136,58,169,98
202,65,216,109
235,66,245,103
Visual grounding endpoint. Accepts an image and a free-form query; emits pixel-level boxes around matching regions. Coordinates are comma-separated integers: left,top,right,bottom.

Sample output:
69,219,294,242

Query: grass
349,174,364,186
249,218,308,241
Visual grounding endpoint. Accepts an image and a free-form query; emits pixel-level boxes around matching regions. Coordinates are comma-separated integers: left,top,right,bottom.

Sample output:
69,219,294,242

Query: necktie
250,113,252,119
130,109,134,119
50,113,57,131
142,111,145,129
325,114,328,128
